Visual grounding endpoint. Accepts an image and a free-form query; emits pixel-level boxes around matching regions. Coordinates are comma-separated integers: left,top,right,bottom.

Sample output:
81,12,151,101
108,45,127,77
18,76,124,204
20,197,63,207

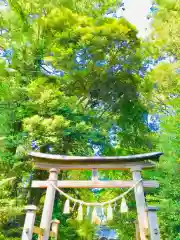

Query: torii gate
22,151,162,240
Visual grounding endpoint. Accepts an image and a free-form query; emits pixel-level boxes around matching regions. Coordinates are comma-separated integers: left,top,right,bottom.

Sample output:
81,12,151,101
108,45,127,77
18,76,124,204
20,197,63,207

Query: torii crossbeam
22,151,163,240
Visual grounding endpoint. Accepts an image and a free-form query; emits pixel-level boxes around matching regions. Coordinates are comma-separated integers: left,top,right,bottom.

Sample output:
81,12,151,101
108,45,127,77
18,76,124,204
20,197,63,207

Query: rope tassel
63,199,70,214
77,204,83,221
107,204,113,221
120,197,128,213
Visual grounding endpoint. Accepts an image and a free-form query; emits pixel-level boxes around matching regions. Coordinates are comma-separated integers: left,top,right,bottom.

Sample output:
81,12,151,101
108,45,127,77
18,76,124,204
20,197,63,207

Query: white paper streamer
120,197,128,213
107,204,113,221
63,199,70,214
77,204,83,221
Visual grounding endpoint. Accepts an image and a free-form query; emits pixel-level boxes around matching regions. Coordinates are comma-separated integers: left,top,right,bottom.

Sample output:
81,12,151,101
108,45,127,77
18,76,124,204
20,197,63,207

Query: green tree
144,1,180,238
153,0,180,58
0,0,158,239
157,110,180,240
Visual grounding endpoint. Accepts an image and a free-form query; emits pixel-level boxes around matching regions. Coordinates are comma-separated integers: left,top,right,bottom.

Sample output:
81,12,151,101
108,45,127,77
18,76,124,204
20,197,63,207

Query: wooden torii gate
22,151,162,240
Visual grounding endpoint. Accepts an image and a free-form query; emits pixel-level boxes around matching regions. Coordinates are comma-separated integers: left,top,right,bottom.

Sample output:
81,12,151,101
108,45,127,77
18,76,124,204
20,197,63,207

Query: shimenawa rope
50,178,142,206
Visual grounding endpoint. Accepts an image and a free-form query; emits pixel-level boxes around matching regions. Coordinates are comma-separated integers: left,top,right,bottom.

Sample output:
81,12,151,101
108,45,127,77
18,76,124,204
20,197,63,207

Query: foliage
155,108,180,239
0,0,151,239
147,1,180,238
153,0,180,57
0,166,27,239
0,0,179,239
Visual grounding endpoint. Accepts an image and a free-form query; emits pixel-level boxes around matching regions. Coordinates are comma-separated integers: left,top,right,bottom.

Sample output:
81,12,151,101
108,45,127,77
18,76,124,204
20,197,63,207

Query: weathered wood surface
148,206,161,240
39,169,58,240
21,205,37,240
92,169,98,181
29,151,163,162
132,168,149,240
135,219,141,240
33,226,56,238
51,220,60,240
32,180,159,189
29,151,163,170
33,161,157,170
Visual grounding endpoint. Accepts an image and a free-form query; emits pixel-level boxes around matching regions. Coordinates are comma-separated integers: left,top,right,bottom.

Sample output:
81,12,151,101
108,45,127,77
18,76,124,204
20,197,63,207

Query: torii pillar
39,168,58,240
148,206,160,240
131,167,149,240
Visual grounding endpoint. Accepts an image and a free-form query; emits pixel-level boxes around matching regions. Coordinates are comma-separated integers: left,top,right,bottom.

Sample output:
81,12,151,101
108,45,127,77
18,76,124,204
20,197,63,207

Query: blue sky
117,0,153,38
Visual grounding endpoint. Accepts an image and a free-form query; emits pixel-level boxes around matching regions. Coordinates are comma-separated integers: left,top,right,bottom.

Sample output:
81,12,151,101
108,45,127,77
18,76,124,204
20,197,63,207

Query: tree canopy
0,0,179,239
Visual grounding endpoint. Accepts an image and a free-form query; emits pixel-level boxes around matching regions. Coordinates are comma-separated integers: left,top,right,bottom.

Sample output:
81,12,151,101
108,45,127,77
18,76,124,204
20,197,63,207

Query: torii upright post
131,167,149,240
148,206,160,240
39,168,58,240
22,205,37,240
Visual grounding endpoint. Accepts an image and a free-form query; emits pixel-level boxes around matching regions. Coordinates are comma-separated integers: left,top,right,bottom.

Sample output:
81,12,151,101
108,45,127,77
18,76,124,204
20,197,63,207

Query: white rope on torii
50,179,143,223
50,178,142,206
